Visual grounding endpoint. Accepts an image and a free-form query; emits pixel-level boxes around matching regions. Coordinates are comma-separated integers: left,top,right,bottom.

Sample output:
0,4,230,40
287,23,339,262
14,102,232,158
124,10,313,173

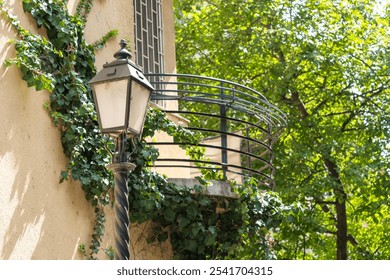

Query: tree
175,0,390,259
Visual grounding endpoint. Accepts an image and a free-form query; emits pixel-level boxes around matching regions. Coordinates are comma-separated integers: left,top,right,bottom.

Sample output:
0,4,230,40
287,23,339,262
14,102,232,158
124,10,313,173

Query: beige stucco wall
0,0,174,260
0,1,96,259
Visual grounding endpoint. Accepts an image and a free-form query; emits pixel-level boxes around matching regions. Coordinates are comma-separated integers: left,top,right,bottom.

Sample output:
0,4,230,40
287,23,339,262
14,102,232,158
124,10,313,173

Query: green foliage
175,0,390,259
92,30,119,50
129,108,284,259
231,178,285,259
79,207,107,259
75,0,94,23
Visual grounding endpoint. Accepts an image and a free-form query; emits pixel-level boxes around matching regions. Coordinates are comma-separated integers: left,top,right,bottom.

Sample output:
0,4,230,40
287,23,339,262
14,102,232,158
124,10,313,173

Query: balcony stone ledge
167,178,238,199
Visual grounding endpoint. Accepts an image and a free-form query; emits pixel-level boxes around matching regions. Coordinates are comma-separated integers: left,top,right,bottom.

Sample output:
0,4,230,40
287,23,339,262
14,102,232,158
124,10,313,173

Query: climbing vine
1,0,285,260
2,0,117,259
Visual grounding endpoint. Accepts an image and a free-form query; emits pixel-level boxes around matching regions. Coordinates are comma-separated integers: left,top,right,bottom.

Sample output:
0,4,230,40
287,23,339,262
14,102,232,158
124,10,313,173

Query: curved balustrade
145,73,286,188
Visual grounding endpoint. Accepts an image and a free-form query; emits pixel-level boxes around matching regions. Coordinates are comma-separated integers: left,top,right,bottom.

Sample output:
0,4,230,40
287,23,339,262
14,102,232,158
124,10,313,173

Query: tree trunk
281,66,349,259
336,199,348,259
324,157,348,259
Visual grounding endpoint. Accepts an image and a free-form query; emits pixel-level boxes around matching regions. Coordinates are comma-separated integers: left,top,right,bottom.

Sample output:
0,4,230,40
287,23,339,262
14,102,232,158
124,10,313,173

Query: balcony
145,74,286,189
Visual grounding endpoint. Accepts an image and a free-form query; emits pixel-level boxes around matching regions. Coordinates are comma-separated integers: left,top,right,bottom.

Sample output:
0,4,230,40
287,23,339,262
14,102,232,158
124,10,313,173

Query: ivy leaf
184,239,197,252
178,216,190,227
204,234,215,246
163,208,175,222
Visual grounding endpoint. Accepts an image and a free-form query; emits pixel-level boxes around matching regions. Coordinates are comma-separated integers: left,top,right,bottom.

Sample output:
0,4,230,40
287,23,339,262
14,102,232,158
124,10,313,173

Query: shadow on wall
0,17,95,260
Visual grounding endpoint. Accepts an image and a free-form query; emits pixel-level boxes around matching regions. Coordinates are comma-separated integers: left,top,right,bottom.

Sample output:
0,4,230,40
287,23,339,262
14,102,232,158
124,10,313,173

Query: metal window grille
134,0,165,107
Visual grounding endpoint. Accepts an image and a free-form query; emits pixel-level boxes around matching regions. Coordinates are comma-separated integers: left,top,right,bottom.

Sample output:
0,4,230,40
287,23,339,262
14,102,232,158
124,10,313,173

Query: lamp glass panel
93,79,129,130
128,81,151,135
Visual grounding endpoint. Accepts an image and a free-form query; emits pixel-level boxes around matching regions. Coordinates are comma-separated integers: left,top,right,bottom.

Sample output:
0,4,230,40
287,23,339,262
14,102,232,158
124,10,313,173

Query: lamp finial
114,39,132,60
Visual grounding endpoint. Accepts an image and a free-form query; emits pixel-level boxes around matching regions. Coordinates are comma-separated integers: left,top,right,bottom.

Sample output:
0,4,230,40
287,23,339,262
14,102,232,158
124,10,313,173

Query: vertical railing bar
246,126,252,177
220,81,228,180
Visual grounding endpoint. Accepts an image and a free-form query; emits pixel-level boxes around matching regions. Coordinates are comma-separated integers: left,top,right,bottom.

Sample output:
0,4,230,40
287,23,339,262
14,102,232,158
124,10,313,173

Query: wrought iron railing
145,73,286,188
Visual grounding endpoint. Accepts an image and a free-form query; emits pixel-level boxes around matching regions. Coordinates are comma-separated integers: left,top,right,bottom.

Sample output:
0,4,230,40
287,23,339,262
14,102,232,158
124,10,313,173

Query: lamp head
89,40,154,138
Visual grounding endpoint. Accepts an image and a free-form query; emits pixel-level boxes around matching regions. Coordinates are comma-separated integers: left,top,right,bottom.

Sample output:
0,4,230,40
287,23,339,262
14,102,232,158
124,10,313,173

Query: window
134,0,165,106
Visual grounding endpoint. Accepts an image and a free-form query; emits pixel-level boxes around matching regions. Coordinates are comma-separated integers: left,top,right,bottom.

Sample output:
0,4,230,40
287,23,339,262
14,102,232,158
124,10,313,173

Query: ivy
3,0,116,258
126,108,285,259
2,0,284,260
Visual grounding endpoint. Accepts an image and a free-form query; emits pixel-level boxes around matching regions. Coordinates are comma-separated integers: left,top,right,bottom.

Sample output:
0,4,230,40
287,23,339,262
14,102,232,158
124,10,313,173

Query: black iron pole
107,131,135,260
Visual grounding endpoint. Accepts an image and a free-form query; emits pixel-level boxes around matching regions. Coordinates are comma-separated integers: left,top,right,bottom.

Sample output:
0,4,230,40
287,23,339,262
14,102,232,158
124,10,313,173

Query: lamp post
89,39,154,260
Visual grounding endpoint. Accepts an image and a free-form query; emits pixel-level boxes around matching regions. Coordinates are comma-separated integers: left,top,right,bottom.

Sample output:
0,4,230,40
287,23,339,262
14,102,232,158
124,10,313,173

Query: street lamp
89,39,154,260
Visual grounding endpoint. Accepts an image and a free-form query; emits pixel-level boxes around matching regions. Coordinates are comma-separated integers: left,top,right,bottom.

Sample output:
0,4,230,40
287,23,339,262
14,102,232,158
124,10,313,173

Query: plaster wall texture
0,0,175,260
0,0,95,259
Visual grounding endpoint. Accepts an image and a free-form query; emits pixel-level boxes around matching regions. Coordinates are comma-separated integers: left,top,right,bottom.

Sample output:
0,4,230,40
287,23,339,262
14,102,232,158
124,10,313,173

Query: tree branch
315,199,336,205
347,234,359,246
291,91,310,119
341,84,389,132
